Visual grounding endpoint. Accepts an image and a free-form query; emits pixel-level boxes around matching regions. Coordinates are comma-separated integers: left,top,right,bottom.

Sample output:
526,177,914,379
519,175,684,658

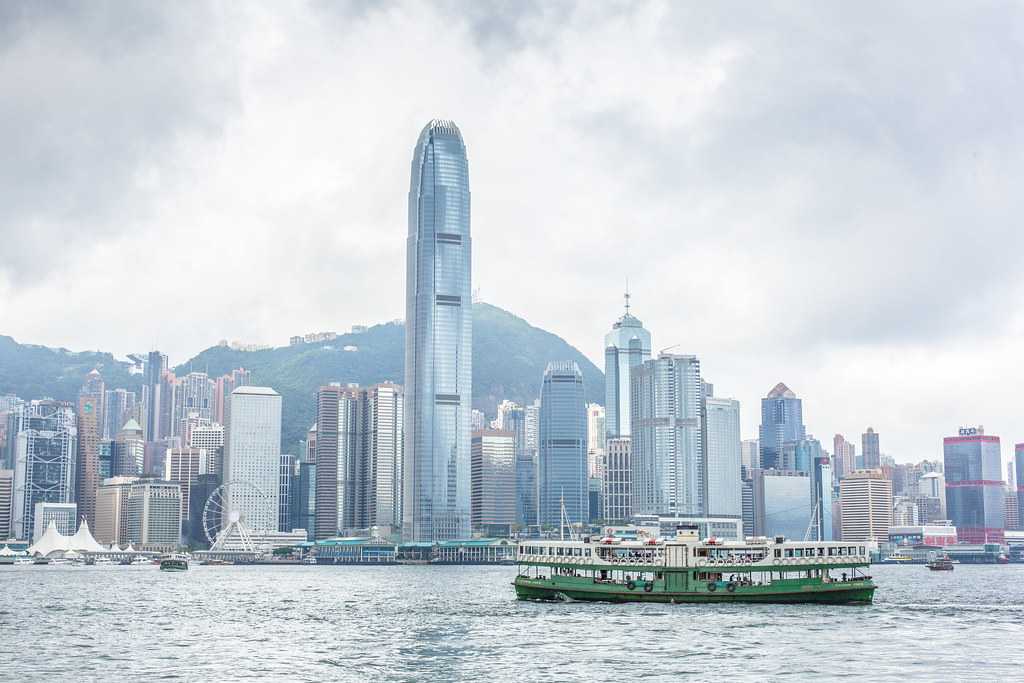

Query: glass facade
630,354,704,516
755,470,812,541
704,397,742,518
403,120,472,541
538,362,588,528
758,384,805,471
943,434,1005,543
603,305,651,439
224,387,281,534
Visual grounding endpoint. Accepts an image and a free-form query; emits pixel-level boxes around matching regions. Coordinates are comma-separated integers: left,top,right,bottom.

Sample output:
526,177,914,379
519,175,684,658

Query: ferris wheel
202,480,271,551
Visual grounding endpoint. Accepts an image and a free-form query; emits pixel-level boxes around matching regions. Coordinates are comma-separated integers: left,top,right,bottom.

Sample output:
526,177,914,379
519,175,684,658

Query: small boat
926,555,954,571
881,554,913,564
93,556,114,566
49,558,70,566
200,558,232,566
159,553,190,571
302,556,318,565
13,557,34,567
130,556,150,565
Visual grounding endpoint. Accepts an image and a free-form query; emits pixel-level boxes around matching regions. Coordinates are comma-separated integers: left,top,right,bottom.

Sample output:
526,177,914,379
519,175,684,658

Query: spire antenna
624,278,631,314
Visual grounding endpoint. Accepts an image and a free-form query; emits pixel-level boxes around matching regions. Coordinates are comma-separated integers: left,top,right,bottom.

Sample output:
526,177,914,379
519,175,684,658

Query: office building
0,469,12,539
279,454,298,532
12,400,77,540
862,427,881,470
470,430,516,531
103,388,137,441
752,469,812,541
1016,444,1024,533
704,397,742,518
223,386,281,534
33,502,77,541
602,437,632,523
189,423,225,477
833,434,856,481
839,470,893,542
358,383,403,531
314,384,355,539
187,473,220,547
604,293,651,439
95,476,138,546
758,383,805,471
631,354,704,516
164,447,211,525
143,351,168,441
291,461,316,539
112,418,145,476
79,369,106,443
403,119,472,542
810,456,834,541
538,361,588,528
126,480,182,550
943,427,1005,543
586,403,606,478
740,439,759,471
76,394,101,529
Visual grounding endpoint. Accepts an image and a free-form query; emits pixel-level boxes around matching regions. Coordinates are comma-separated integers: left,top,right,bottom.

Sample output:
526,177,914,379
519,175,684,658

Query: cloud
0,1,1022,463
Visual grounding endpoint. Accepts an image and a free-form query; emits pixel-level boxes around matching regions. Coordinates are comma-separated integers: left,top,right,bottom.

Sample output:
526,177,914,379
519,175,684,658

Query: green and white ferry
514,526,875,604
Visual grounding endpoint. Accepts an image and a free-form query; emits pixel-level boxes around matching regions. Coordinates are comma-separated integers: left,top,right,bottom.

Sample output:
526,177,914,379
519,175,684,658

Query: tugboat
159,553,190,571
926,553,955,571
513,526,876,604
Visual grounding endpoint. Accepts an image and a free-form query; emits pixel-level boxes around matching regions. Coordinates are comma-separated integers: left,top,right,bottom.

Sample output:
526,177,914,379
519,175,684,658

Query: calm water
1,563,1022,680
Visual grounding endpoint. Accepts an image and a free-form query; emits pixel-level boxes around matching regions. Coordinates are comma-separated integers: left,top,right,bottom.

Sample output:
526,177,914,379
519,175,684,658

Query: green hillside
1,303,604,452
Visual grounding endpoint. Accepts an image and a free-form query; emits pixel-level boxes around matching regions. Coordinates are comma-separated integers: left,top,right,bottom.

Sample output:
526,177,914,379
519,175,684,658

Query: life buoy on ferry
726,582,737,593
707,582,717,592
644,582,654,593
627,580,637,590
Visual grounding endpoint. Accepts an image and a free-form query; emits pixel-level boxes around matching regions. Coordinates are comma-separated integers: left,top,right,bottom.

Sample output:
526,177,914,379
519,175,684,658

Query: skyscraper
839,470,892,542
833,434,856,481
403,119,472,542
586,403,606,478
631,354,704,516
862,427,880,470
103,388,137,440
143,351,168,442
76,393,101,529
603,293,651,440
943,427,1004,543
0,469,13,539
759,383,805,471
470,430,516,532
359,383,404,531
173,371,215,438
538,361,588,528
704,397,742,518
223,386,281,533
79,369,106,444
12,400,77,540
1016,443,1024,534
811,456,834,541
602,437,632,523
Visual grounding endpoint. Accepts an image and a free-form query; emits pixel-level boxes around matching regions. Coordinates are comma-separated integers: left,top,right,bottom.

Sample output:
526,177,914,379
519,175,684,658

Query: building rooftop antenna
624,278,631,314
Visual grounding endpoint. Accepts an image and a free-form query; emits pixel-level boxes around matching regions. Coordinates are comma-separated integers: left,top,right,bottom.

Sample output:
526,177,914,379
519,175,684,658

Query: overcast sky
2,2,1022,465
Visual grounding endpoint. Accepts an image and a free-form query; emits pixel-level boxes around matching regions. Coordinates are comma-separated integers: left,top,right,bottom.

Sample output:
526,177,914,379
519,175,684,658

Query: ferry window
794,549,803,558
774,549,781,558
828,548,836,556
817,548,824,556
848,547,856,555
574,548,582,556
859,546,865,556
838,547,845,556
785,549,793,558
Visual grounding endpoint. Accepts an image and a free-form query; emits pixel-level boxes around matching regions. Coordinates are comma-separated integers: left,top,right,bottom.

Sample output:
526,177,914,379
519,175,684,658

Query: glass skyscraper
704,397,742,518
403,120,472,541
758,383,805,471
631,354,704,517
603,295,651,439
538,362,588,528
943,429,1005,543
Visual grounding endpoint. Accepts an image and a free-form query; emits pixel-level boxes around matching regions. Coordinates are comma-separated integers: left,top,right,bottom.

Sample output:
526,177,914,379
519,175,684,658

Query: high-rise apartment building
223,386,281,534
79,370,106,444
470,430,516,531
586,403,606,479
839,470,892,542
12,400,77,540
403,119,472,542
758,383,805,471
704,397,742,518
126,480,182,549
538,362,588,528
943,427,1005,543
602,437,632,523
314,385,350,539
862,427,881,470
76,393,101,529
0,469,13,539
631,354,704,516
173,371,215,438
603,294,651,440
95,476,138,546
833,434,856,481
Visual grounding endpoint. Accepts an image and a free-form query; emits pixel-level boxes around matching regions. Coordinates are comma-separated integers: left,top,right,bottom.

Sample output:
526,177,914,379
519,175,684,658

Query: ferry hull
514,577,875,605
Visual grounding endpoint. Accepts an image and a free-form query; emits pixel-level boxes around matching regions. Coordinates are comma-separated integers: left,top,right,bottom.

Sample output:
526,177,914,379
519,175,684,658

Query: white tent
27,519,107,557
0,545,25,557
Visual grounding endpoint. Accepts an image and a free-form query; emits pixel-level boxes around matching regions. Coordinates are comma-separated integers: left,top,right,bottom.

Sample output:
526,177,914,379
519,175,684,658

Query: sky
1,2,1022,466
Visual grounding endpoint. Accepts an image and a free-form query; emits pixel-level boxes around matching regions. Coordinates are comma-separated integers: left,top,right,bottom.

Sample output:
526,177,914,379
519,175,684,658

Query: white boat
13,557,34,566
130,556,150,565
93,556,114,565
49,558,71,566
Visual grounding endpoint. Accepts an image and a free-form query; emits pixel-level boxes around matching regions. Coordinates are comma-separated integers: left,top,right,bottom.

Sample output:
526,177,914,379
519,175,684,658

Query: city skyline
2,4,1023,465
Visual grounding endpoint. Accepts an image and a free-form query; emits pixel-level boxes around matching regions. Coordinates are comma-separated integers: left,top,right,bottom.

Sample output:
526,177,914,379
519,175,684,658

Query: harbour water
2,563,1022,680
